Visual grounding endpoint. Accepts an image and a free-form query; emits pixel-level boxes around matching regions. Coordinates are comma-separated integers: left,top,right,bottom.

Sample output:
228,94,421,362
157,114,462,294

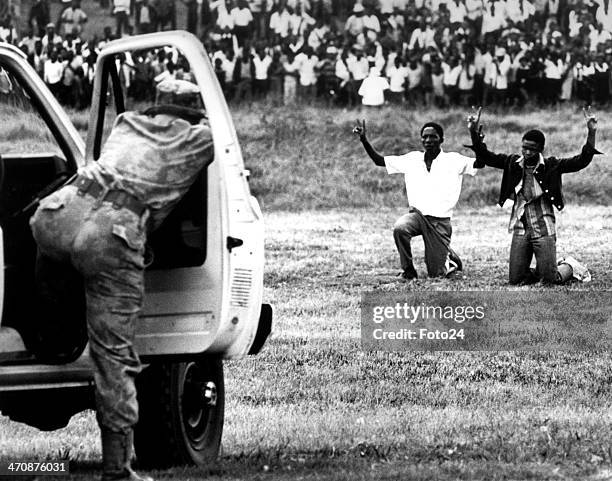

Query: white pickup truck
0,31,272,468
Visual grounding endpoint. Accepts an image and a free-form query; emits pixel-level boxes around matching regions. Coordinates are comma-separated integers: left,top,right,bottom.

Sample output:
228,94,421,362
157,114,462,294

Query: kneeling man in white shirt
353,120,479,279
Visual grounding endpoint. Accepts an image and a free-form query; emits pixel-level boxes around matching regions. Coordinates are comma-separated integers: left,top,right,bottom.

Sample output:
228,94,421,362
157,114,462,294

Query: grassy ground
1,205,611,480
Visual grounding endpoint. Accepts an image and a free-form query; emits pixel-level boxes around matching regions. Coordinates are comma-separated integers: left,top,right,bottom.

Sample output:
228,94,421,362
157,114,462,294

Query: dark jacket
469,142,600,211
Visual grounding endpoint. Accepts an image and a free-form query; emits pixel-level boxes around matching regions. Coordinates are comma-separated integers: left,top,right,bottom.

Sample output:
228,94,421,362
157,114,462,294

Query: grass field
3,2,612,478
1,204,611,480
1,92,612,481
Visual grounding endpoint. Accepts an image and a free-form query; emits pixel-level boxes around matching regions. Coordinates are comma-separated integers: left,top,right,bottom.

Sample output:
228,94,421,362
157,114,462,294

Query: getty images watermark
361,291,611,351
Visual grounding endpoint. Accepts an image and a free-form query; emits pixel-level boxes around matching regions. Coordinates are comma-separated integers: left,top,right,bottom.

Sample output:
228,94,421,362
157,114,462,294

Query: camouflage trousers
30,184,147,434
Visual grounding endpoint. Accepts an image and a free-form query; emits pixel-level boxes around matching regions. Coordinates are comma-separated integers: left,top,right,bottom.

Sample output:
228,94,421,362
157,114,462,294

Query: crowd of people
1,0,612,108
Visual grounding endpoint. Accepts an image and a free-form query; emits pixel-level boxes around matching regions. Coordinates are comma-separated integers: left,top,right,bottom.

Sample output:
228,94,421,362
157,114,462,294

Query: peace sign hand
467,105,482,132
467,106,485,142
583,105,597,132
352,119,367,140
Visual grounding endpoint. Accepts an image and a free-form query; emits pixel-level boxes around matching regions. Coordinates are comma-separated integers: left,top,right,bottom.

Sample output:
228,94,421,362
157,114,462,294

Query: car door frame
87,31,265,360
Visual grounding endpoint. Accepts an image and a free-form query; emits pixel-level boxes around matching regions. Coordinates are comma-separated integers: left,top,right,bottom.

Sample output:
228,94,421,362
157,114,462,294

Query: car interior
0,52,212,364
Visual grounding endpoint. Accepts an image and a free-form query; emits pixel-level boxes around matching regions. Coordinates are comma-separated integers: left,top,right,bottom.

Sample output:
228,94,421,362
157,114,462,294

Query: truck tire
134,358,224,468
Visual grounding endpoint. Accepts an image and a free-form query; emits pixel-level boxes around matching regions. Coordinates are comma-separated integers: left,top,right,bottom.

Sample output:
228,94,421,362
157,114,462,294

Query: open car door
0,43,85,362
88,32,269,361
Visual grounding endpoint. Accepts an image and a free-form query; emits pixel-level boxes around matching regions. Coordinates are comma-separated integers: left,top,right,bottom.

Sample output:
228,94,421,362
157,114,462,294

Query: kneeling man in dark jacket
466,107,600,285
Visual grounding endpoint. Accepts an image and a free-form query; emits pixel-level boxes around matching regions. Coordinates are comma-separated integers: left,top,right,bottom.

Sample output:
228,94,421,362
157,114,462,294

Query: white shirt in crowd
295,52,318,85
253,54,272,80
113,0,131,14
485,55,511,88
458,63,476,90
230,6,254,26
408,26,437,50
466,0,483,19
505,0,535,24
442,63,462,86
347,54,370,81
387,64,408,92
406,64,423,89
573,62,595,81
596,1,612,33
44,60,64,84
384,149,477,218
269,9,291,37
447,0,467,23
358,69,389,105
335,58,350,84
210,0,234,29
379,0,395,14
589,26,612,51
543,58,564,79
363,13,381,40
481,0,507,34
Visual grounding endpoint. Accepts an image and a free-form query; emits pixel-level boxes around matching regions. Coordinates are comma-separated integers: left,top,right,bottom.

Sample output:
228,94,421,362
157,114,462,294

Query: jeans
30,184,147,433
509,232,560,285
393,209,452,278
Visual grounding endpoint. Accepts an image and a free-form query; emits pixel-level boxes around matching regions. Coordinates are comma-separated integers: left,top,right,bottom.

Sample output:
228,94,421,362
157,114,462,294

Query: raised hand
467,106,485,142
467,105,482,132
352,119,367,140
583,105,597,132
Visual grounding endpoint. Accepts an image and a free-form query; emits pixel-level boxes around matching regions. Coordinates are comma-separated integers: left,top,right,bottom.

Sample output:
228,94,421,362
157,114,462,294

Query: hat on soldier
155,79,202,108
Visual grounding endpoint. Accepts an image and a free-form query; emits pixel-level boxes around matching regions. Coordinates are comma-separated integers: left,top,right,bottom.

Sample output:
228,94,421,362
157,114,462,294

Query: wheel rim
181,362,216,448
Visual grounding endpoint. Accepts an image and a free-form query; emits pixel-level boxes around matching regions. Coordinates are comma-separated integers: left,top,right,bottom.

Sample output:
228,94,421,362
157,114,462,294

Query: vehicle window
94,45,209,270
96,46,204,154
0,67,64,157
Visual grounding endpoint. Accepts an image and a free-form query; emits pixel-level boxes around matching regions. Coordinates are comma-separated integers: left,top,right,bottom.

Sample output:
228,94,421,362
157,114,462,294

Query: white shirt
295,53,318,85
230,7,253,26
443,63,462,86
596,2,612,32
544,58,563,79
347,55,370,81
458,63,476,89
590,27,612,50
384,149,477,218
379,0,395,13
481,0,506,34
358,73,389,105
269,9,291,37
387,65,408,92
485,55,511,88
505,0,535,23
44,60,64,84
447,0,468,22
253,54,272,79
406,64,423,89
113,0,131,13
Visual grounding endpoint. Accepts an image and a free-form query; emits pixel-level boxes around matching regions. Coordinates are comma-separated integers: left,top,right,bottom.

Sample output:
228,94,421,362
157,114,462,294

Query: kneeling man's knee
393,213,419,236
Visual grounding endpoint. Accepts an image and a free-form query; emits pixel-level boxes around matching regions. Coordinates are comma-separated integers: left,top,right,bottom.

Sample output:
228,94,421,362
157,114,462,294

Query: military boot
101,428,154,481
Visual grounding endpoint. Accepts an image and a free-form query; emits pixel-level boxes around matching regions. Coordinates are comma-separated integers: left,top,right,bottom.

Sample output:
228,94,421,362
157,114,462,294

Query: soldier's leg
508,232,533,284
393,212,423,278
29,186,87,360
71,205,150,480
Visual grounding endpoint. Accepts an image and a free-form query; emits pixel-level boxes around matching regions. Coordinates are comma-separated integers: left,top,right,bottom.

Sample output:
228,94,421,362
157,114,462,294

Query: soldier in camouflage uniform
30,96,213,481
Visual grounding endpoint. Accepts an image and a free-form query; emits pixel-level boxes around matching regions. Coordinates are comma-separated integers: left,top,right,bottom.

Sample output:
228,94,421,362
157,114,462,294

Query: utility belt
69,175,148,217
